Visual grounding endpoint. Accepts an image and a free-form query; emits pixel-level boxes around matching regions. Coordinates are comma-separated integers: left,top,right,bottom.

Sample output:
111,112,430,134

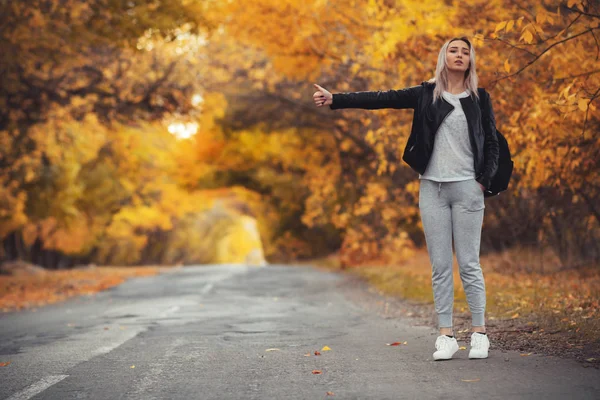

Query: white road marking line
4,267,244,400
6,375,69,400
91,327,146,356
159,305,180,317
200,283,214,294
127,337,186,399
91,344,122,356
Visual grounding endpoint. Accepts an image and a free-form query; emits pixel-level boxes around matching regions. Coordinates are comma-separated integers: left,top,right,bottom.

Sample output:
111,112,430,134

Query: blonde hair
428,37,479,104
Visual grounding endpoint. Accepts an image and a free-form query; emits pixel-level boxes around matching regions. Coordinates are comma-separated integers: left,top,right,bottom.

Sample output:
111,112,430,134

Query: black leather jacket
329,81,500,190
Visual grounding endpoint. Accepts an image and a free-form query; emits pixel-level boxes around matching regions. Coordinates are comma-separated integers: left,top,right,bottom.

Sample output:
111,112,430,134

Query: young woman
312,37,499,360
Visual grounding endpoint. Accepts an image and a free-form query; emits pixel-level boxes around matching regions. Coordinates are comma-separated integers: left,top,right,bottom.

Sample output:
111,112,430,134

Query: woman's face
446,40,470,73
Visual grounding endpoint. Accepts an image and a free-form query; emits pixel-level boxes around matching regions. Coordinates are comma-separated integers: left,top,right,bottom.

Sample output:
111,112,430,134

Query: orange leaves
1,0,597,270
386,341,407,346
69,2,91,20
494,17,523,35
566,0,585,11
28,9,47,29
0,0,221,265
504,59,511,74
535,9,555,26
519,24,535,44
308,346,331,355
347,247,600,346
495,21,508,33
577,99,590,112
506,20,515,32
0,362,11,367
0,266,159,312
495,14,554,44
556,82,596,117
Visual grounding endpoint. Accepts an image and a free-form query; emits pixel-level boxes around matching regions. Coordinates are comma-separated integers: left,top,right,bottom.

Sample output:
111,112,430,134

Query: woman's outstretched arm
313,83,421,110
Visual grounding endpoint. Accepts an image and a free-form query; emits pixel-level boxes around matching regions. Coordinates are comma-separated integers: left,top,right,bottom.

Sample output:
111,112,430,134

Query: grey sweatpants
418,178,487,328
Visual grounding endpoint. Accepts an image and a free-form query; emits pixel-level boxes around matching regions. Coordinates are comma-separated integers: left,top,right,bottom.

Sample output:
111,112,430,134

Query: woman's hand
313,83,332,107
477,182,486,192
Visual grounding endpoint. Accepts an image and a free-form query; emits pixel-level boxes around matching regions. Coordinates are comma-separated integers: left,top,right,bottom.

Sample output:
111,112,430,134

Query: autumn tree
211,0,599,267
1,0,597,268
0,0,267,267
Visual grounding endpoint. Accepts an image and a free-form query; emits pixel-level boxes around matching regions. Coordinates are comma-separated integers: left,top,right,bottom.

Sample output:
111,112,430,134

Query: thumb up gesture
313,83,332,107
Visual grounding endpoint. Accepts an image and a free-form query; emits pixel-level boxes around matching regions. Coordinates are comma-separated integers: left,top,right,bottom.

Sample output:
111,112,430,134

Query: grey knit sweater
419,90,476,182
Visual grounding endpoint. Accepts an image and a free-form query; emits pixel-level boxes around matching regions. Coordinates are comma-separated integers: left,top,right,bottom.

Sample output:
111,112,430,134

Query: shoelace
436,336,453,350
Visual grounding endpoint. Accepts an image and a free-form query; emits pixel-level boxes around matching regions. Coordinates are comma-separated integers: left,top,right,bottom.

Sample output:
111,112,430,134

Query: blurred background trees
0,0,597,271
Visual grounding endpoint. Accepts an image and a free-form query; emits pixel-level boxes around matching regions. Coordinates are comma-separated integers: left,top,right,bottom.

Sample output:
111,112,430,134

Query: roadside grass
311,248,600,344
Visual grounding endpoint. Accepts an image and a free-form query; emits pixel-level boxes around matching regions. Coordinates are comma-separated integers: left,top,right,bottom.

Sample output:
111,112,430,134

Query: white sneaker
469,332,490,359
433,335,459,360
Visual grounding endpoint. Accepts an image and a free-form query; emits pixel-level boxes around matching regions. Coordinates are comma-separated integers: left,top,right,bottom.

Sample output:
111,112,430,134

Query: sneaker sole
468,353,489,359
433,350,459,360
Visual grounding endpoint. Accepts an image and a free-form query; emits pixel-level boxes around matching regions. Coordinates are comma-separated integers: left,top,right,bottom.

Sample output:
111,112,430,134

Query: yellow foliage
2,0,599,268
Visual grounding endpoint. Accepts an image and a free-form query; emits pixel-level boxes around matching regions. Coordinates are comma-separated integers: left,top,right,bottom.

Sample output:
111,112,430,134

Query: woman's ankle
440,328,454,336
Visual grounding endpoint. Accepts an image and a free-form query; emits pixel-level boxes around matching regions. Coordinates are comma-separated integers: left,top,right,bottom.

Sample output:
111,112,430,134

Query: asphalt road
1,264,599,400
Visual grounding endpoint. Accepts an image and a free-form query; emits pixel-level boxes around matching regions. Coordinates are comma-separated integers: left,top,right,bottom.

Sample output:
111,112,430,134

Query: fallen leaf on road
314,351,321,356
387,342,401,346
403,341,407,345
511,313,520,319
520,353,532,356
104,327,110,330
461,378,480,382
312,370,322,374
459,346,467,350
304,353,311,357
265,348,280,352
326,391,334,396
131,365,135,369
0,362,11,367
322,346,331,351
586,358,596,362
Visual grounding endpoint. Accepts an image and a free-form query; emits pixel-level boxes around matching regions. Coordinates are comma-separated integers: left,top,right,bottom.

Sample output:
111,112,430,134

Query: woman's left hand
477,182,486,192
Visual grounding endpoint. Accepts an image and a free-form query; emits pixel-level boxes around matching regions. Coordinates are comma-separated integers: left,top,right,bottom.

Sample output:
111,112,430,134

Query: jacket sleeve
476,90,500,190
329,85,421,110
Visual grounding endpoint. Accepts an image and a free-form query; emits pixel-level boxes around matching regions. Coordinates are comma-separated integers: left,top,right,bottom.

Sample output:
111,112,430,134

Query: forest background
0,1,598,283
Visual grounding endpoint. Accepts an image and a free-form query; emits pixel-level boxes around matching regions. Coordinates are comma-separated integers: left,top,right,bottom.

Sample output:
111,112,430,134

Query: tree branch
491,27,599,84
